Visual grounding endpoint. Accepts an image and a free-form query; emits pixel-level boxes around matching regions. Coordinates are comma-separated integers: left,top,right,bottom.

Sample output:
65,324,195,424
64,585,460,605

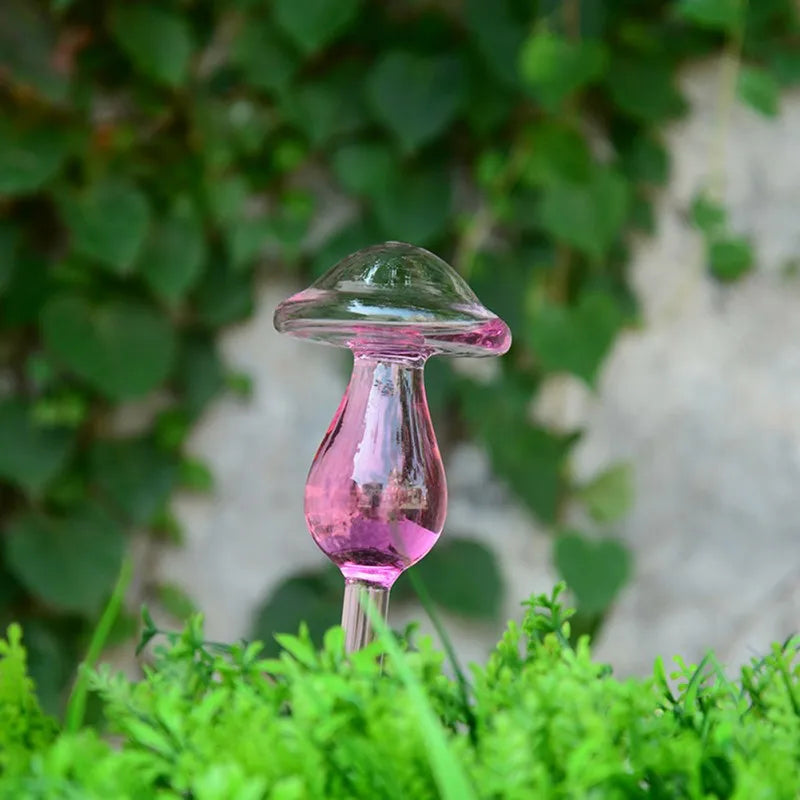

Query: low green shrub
0,586,798,799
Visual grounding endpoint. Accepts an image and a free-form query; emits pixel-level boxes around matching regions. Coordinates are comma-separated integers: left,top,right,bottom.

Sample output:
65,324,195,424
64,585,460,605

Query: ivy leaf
5,505,125,615
179,457,214,493
528,292,626,386
110,4,193,87
331,142,397,199
194,264,254,327
139,205,206,304
462,382,572,523
519,31,607,110
273,0,360,56
232,20,297,95
90,439,177,525
538,168,629,260
708,237,753,282
690,192,726,235
251,568,342,656
676,0,743,33
41,296,177,400
465,0,526,87
0,223,18,294
522,122,592,186
60,180,150,274
0,400,75,495
737,66,780,116
606,58,686,122
177,337,225,417
578,463,635,524
621,136,669,186
408,538,503,619
372,165,451,246
366,52,466,153
0,122,70,196
282,64,369,148
554,532,631,614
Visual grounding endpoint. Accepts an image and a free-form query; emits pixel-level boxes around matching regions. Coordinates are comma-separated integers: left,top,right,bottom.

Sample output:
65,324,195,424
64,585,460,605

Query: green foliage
691,192,755,282
0,624,58,775
366,52,467,154
1,0,797,706
578,462,635,524
2,589,800,797
5,506,125,615
737,66,780,116
110,4,193,87
554,533,632,614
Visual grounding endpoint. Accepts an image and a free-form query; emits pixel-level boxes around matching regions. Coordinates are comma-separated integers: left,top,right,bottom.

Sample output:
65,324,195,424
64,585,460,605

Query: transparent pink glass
274,242,511,651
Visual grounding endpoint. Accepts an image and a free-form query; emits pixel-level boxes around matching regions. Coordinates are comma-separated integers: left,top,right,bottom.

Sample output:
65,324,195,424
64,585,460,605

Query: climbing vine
0,0,798,700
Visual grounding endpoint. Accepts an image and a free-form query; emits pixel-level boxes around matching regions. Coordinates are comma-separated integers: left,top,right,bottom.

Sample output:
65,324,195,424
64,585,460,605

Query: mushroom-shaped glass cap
274,242,511,357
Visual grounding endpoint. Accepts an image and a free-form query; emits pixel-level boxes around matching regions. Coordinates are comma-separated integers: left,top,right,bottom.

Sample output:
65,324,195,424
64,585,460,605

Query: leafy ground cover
0,584,798,799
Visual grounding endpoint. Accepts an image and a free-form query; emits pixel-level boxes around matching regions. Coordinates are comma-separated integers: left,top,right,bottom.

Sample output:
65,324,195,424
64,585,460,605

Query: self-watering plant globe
274,242,511,651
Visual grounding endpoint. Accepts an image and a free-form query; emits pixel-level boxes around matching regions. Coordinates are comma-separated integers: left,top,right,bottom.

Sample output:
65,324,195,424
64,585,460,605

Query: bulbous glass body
305,354,446,589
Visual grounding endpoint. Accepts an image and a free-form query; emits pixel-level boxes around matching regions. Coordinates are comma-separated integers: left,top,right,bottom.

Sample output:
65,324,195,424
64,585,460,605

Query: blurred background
1,0,799,711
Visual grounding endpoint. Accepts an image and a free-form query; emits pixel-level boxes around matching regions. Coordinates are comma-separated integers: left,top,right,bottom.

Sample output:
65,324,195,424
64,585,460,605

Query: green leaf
465,0,526,87
41,296,177,400
60,179,150,274
139,205,206,303
366,52,466,153
578,463,635,524
0,222,18,294
0,255,50,326
206,174,249,226
554,533,631,614
0,122,70,196
408,538,503,619
273,0,360,55
282,64,370,148
690,192,727,234
621,136,669,186
605,58,686,122
194,265,254,327
179,457,214,493
5,506,125,615
769,48,800,87
522,123,592,186
251,568,342,656
462,382,572,523
538,168,629,260
372,165,452,246
232,19,297,95
225,217,273,271
519,32,607,110
737,66,780,116
0,400,75,495
708,237,754,282
676,0,743,33
110,3,193,87
331,141,397,199
157,583,197,619
176,337,225,417
528,292,626,386
90,439,177,525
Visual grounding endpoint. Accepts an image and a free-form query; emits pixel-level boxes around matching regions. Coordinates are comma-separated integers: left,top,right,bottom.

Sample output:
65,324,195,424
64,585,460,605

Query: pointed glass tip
274,241,511,358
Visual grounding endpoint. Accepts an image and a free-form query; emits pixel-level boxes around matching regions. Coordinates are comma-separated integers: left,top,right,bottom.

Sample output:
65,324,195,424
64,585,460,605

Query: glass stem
341,579,390,653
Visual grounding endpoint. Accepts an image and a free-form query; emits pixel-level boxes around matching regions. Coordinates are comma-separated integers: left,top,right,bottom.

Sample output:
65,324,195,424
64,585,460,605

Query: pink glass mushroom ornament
274,242,511,652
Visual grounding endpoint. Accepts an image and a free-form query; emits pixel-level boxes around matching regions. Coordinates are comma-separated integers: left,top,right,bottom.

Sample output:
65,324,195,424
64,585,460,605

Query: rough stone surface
156,61,800,674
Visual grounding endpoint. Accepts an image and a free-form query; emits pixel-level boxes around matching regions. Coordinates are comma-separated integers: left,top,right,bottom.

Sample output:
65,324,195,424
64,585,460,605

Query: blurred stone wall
156,61,800,674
